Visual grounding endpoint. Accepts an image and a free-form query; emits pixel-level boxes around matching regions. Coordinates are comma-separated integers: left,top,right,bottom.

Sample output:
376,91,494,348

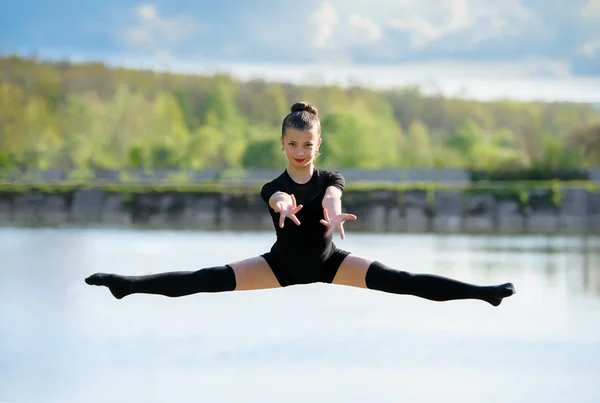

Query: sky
1,0,600,102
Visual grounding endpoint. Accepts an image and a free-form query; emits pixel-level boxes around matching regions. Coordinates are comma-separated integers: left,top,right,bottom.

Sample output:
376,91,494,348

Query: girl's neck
286,163,315,184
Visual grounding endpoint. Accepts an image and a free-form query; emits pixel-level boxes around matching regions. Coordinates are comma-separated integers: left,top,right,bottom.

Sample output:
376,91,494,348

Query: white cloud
310,2,339,49
349,14,382,43
446,0,470,31
579,38,600,58
296,0,550,62
388,18,443,48
388,0,544,49
136,4,157,20
582,0,600,18
388,0,472,48
118,4,200,55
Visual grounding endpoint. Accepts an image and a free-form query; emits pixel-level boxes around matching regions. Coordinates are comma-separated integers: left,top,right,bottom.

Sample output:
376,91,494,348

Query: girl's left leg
332,254,515,306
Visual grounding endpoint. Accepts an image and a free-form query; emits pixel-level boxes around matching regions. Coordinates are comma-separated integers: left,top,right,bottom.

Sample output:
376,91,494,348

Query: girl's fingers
278,205,303,227
278,208,354,234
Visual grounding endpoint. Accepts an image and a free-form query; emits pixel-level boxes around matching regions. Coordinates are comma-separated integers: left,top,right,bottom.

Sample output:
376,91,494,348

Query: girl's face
281,127,322,168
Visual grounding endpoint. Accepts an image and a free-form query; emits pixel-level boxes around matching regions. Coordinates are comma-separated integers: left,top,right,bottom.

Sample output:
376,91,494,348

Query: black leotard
259,168,350,286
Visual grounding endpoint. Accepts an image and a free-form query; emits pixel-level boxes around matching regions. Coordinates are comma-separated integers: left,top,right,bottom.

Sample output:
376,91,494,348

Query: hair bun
291,102,318,116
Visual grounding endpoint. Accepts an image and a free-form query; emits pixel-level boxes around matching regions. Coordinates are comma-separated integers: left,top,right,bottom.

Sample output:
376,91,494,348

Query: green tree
0,83,25,159
185,123,223,169
242,139,282,168
55,94,101,169
402,120,434,167
201,79,238,124
567,124,600,165
445,119,484,154
241,83,289,127
1,55,599,172
17,96,61,169
319,112,375,168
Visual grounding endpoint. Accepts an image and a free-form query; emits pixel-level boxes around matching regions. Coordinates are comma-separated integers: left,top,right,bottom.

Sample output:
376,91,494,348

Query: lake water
1,227,600,403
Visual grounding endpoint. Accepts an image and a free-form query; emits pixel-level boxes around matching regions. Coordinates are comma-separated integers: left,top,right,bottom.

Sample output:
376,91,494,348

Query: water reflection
1,228,600,403
430,234,600,297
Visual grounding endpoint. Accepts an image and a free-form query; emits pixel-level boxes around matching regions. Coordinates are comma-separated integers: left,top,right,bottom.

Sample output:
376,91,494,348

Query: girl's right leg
84,256,281,299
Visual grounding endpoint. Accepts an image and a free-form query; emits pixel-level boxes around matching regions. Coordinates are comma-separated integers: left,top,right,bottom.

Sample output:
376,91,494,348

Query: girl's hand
320,208,357,240
274,194,303,228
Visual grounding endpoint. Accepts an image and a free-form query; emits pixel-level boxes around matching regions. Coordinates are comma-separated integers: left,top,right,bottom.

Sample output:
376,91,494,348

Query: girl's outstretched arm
321,186,357,239
322,186,342,216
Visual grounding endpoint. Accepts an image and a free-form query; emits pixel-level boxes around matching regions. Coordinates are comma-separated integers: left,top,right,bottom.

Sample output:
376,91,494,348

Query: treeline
1,55,599,174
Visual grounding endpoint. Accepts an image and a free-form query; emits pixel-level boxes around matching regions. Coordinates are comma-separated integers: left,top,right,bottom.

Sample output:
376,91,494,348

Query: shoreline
1,184,598,235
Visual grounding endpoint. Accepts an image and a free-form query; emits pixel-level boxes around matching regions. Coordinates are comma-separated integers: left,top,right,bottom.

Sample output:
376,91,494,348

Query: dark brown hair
281,102,321,137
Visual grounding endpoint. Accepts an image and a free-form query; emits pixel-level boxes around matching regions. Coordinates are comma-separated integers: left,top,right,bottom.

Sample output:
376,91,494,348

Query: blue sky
2,0,600,101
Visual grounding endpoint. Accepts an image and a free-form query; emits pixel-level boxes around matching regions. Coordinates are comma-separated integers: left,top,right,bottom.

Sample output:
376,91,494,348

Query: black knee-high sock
365,261,515,306
84,265,236,299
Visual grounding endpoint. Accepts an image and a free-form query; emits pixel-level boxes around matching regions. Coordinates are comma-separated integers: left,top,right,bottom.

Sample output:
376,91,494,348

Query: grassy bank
0,179,594,191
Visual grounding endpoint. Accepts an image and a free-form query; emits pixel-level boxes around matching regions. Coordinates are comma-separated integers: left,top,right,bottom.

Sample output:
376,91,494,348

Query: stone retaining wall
0,188,599,234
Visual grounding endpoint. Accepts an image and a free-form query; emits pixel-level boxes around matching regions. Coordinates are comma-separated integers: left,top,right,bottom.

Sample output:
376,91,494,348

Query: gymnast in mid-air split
86,102,516,306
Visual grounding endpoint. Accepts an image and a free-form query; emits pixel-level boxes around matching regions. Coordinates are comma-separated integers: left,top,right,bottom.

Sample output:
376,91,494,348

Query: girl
86,102,515,306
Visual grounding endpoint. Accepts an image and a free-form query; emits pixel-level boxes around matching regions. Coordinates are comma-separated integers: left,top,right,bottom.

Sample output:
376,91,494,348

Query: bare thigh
332,253,373,288
229,256,282,291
